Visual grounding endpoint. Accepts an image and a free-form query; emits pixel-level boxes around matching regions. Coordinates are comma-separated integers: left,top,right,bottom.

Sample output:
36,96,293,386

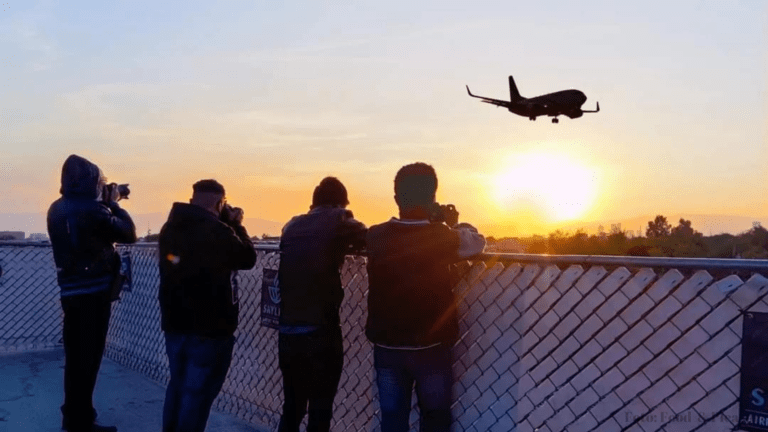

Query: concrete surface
0,349,269,432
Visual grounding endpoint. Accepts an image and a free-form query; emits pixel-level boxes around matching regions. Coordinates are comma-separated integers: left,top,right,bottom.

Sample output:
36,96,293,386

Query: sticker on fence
739,312,768,432
261,268,280,329
119,251,132,292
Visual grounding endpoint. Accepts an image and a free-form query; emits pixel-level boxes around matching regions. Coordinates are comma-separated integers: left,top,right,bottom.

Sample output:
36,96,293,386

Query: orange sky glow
0,1,765,238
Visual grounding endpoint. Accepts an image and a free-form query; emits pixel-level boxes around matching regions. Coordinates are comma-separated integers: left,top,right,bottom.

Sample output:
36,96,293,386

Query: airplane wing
466,85,510,108
479,99,511,108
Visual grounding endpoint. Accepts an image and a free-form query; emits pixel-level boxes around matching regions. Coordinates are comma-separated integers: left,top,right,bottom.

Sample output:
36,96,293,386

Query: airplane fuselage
508,90,588,119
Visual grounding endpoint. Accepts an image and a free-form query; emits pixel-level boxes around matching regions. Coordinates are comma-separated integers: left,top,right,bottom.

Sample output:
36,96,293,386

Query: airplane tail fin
509,76,523,101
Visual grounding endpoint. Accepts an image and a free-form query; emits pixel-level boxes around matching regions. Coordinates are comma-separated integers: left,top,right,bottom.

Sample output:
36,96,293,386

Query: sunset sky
1,1,765,237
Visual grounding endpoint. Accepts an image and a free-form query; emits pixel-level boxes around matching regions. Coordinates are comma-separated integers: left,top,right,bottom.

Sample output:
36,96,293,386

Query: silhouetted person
366,163,485,432
47,154,137,432
277,177,367,432
158,180,257,432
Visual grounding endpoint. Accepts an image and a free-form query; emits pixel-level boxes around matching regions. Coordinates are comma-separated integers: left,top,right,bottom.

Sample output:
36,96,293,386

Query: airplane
466,76,599,123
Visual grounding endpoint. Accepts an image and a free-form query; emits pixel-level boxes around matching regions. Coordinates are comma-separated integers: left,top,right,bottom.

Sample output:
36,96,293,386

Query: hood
60,154,102,199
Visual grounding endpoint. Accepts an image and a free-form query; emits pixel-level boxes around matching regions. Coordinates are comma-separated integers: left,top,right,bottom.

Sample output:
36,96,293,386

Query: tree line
489,215,768,258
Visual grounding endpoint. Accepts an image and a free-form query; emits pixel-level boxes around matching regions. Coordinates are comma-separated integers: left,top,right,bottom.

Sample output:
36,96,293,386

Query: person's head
394,162,438,212
59,154,102,199
311,177,349,209
190,179,226,215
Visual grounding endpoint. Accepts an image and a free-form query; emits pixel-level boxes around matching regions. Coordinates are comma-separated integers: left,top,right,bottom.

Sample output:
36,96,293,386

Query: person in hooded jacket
277,177,367,432
47,154,137,432
158,179,257,432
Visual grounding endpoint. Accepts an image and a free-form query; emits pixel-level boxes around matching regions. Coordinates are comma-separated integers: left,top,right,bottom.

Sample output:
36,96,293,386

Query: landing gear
552,118,559,124
529,116,536,121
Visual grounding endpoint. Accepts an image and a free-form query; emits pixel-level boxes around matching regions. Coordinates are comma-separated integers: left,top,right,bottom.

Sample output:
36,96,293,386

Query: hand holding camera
428,202,459,227
220,204,244,226
102,183,130,203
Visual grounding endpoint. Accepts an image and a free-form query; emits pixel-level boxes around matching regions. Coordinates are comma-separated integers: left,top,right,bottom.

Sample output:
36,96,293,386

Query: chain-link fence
0,243,61,353
3,241,768,431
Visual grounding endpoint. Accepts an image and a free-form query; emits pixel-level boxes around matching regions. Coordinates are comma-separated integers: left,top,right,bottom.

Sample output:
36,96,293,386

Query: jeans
374,344,453,432
60,290,112,429
278,326,343,432
162,333,235,432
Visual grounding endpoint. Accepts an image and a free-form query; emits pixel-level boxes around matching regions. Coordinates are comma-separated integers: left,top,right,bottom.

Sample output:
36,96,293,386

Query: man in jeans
277,177,367,432
158,179,257,432
48,154,137,432
366,163,485,432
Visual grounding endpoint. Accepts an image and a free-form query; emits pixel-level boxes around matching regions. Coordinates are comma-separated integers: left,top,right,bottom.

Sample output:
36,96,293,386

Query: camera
102,183,130,201
428,202,459,227
219,203,243,225
220,203,235,222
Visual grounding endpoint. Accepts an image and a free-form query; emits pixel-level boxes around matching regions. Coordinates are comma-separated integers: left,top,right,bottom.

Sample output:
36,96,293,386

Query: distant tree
606,230,628,255
0,235,16,240
671,218,696,237
597,224,605,238
741,223,768,258
526,237,549,254
703,233,740,258
548,230,569,253
627,245,650,256
646,215,671,238
568,230,589,254
747,223,768,247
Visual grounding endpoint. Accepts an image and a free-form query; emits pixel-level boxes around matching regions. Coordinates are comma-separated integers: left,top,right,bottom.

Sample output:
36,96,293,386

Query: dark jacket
278,206,366,328
158,202,257,338
365,218,485,347
47,155,137,297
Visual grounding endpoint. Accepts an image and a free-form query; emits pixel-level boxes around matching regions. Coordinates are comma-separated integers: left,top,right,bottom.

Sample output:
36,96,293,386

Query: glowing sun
493,153,599,221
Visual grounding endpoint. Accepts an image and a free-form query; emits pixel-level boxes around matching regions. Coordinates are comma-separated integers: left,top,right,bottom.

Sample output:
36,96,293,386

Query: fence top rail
6,241,768,273
242,243,768,272
476,253,768,272
0,241,52,248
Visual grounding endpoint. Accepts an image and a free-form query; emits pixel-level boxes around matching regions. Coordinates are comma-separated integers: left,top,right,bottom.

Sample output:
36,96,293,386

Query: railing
2,241,768,432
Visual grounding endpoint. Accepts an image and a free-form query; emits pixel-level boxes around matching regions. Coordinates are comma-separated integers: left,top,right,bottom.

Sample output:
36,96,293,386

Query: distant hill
0,212,284,238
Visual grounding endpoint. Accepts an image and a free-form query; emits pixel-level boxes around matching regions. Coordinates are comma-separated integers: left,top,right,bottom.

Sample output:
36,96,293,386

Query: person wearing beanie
277,176,367,432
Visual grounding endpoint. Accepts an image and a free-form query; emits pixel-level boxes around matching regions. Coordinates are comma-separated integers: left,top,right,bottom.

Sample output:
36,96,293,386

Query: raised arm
339,209,367,253
102,202,137,244
452,222,486,259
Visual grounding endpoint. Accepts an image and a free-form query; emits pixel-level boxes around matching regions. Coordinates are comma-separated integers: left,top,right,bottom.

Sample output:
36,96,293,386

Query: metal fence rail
2,241,768,431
